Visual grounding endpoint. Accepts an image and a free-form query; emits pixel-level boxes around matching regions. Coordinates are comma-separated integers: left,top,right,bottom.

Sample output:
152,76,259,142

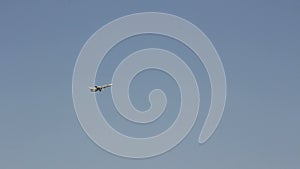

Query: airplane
89,84,112,92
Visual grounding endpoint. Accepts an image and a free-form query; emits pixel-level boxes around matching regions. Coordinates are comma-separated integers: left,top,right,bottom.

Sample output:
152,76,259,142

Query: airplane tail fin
89,87,97,92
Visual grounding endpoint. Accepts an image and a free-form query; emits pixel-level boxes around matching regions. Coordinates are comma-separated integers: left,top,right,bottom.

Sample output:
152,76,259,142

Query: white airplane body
89,84,112,92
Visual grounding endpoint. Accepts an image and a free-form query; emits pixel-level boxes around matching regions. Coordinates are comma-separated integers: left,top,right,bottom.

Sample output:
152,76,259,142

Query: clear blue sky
0,0,299,168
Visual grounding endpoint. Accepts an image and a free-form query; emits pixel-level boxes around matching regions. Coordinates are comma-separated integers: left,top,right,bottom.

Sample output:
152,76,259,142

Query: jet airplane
89,84,112,92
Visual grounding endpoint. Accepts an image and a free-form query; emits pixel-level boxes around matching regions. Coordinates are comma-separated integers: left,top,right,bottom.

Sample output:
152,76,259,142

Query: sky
0,0,300,168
